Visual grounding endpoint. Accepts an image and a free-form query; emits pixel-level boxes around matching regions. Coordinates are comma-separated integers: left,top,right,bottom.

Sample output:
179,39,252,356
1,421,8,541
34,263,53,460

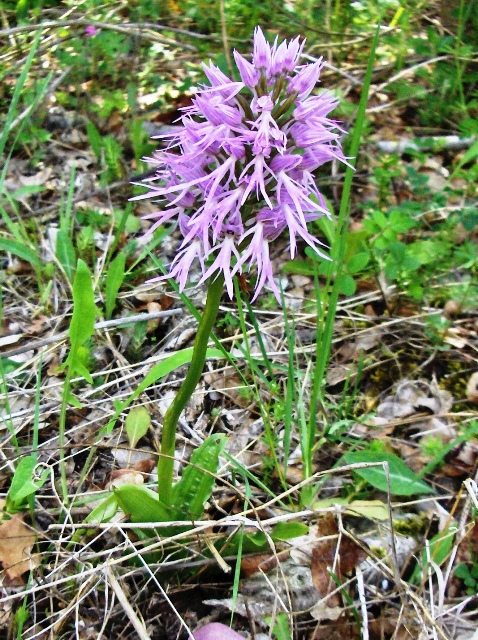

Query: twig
106,568,152,640
0,19,218,41
0,19,202,50
1,308,182,359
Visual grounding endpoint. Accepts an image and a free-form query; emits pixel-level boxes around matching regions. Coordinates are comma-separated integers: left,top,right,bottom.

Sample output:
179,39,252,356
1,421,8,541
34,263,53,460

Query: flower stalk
157,274,224,503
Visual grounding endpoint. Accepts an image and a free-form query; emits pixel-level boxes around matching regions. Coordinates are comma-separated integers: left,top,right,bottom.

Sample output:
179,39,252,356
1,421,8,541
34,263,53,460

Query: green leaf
55,228,76,283
83,494,118,527
337,273,356,296
6,456,49,512
271,521,309,541
63,259,96,383
125,406,151,449
105,251,126,319
171,434,227,519
343,450,434,495
0,237,41,268
347,251,369,274
86,120,103,161
410,525,458,584
114,485,186,538
270,613,292,640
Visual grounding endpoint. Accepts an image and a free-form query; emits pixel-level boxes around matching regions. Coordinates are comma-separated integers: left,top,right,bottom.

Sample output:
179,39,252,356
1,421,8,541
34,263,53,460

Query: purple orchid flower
133,26,348,301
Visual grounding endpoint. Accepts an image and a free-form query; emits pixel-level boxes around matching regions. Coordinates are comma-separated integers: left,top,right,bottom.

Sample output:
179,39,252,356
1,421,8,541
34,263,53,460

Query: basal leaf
55,228,76,283
343,450,434,495
113,485,187,539
171,434,226,519
63,259,96,382
105,251,126,319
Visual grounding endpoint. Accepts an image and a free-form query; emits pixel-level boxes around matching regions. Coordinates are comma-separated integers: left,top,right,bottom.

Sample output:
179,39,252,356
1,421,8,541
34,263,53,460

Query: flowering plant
133,27,348,503
135,26,347,302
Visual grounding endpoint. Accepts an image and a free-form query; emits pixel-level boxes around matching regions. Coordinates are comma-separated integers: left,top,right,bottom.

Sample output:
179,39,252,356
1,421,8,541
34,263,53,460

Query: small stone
443,299,461,317
466,371,478,404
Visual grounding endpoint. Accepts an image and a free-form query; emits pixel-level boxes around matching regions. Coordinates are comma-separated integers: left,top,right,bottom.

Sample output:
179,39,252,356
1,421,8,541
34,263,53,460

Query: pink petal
193,622,245,640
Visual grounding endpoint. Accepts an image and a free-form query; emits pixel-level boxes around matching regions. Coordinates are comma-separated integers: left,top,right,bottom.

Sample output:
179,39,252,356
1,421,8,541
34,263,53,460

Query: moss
393,515,428,536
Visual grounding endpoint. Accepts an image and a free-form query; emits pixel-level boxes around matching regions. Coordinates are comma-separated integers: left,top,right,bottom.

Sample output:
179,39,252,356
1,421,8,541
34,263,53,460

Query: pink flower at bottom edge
193,622,246,640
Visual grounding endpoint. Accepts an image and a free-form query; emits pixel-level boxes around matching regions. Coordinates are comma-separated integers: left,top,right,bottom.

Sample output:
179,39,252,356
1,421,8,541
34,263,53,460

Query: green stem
157,274,224,504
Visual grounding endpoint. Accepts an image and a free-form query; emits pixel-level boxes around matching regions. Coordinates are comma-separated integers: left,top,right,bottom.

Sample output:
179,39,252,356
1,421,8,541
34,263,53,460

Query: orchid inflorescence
135,26,348,301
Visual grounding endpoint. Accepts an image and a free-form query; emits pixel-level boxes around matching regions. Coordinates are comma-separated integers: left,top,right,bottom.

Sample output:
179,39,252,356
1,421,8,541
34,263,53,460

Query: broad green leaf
55,228,76,283
271,521,309,541
6,456,49,512
114,485,185,538
337,273,356,296
63,259,96,383
171,434,226,519
0,237,41,268
343,450,434,495
347,252,369,274
125,406,151,448
105,251,126,319
83,494,118,526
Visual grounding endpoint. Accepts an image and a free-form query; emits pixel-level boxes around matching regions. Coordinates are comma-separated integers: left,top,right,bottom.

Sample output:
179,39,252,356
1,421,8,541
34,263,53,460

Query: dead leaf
241,550,289,578
0,504,38,584
131,458,156,474
107,469,145,489
310,513,367,606
25,315,50,335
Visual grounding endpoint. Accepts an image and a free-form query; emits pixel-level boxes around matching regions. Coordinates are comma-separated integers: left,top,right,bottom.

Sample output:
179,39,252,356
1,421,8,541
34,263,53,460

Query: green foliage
60,259,97,385
455,562,478,595
125,405,151,448
171,434,227,519
343,444,435,496
113,434,227,528
104,251,126,319
410,525,458,585
5,456,49,513
86,121,124,184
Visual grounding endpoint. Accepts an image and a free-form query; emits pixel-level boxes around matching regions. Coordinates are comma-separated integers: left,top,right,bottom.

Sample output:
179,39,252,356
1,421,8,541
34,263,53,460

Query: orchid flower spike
133,26,349,302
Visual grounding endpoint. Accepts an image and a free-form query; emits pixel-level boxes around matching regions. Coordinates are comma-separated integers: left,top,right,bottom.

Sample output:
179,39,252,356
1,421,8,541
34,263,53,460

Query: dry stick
0,19,219,41
1,308,182,359
0,20,198,50
106,568,152,640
